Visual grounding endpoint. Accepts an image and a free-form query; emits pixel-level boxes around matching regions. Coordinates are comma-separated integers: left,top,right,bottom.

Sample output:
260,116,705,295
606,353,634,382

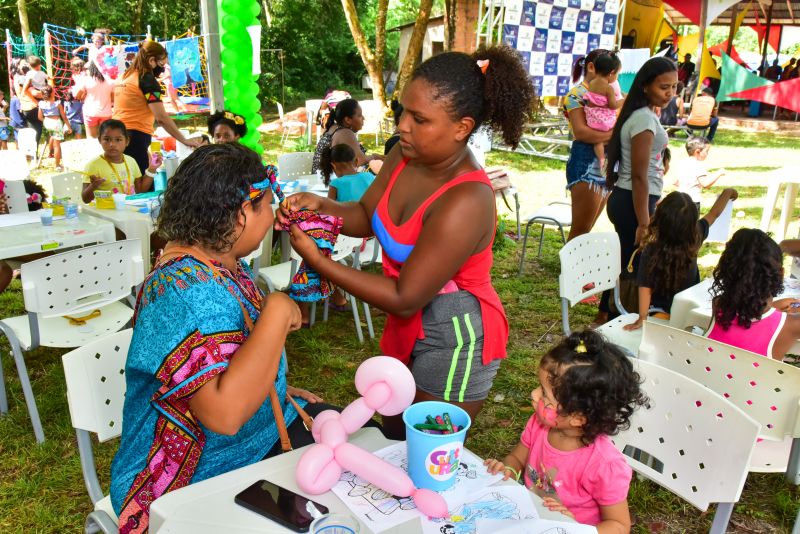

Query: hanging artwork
164,37,205,88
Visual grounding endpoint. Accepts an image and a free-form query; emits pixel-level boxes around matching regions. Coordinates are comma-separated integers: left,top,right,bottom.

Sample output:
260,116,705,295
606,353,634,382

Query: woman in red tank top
278,47,534,438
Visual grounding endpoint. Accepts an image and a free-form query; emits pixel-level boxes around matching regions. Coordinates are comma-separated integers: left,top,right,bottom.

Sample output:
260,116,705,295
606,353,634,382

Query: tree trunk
17,0,31,43
262,0,273,28
133,0,144,36
394,0,434,98
443,0,456,51
340,0,388,112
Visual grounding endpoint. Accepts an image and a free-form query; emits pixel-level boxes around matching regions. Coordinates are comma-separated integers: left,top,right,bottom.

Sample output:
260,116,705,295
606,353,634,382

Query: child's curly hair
541,330,648,444
642,191,701,296
711,228,784,329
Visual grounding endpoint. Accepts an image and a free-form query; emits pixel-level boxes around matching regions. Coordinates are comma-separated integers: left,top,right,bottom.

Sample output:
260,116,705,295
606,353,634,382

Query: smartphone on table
235,479,330,532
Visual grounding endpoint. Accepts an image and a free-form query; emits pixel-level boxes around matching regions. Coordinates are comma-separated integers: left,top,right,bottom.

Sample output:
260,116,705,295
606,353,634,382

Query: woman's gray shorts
410,291,500,402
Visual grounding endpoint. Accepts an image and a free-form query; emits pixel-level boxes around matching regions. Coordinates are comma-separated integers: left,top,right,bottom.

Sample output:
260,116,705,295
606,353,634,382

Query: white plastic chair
61,139,103,173
358,99,383,144
16,128,38,162
62,329,131,534
354,237,382,268
613,359,760,534
558,232,641,353
3,180,29,213
0,240,143,443
305,98,324,144
0,149,30,181
277,103,306,145
518,202,572,271
277,151,314,182
257,246,301,293
310,235,374,343
51,171,84,204
638,321,800,479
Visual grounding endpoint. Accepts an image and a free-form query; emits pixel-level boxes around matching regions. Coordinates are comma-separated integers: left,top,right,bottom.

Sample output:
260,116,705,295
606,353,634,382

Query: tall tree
443,0,455,51
17,0,31,43
394,0,433,97
340,0,389,110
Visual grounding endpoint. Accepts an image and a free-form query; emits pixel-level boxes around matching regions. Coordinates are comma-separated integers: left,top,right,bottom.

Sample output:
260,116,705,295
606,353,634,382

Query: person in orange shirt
112,41,201,179
687,87,719,142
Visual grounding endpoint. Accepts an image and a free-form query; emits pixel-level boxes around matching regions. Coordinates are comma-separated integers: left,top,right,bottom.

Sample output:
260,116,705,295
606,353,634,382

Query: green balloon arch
217,0,264,155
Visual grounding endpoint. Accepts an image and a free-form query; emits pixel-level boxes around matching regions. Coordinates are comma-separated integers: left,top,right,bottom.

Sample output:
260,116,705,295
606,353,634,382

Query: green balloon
221,66,239,83
225,83,241,102
247,3,261,18
221,33,247,51
221,14,243,33
221,0,241,12
221,48,239,65
249,113,263,128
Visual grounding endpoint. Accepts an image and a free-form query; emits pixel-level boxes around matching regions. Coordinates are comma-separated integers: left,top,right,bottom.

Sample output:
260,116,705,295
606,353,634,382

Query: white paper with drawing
475,517,598,534
706,200,733,242
422,485,539,534
329,442,502,532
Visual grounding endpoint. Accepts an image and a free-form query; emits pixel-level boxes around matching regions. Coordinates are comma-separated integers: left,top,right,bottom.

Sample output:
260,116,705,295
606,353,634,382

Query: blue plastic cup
402,401,471,492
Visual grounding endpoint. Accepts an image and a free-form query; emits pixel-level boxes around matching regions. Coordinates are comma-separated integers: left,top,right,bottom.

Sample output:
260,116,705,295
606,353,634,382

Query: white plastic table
81,204,155,273
0,213,115,260
149,428,568,534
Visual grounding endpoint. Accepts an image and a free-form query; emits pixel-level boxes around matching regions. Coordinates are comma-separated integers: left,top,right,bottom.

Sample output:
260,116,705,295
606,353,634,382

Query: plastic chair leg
518,221,535,276
0,322,44,443
558,224,567,245
350,294,364,343
310,302,317,327
514,193,521,240
322,297,330,322
0,348,7,414
363,302,374,339
536,224,545,257
709,502,734,534
787,437,800,485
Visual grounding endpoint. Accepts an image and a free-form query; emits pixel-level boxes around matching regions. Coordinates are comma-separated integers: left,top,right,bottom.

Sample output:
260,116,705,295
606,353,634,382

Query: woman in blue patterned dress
110,143,322,533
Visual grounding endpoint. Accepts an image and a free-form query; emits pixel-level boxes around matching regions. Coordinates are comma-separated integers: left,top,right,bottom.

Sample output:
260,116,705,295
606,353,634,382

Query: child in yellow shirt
82,119,162,202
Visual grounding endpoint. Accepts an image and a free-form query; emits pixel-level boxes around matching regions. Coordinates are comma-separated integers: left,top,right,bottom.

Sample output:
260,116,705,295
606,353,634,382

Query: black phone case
234,494,309,533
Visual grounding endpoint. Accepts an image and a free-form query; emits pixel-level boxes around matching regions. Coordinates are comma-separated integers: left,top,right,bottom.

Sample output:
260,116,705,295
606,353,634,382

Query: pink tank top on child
583,91,617,132
706,308,787,359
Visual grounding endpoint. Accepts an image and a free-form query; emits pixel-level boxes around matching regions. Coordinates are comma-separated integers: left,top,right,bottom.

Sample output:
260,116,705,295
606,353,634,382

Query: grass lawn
1,128,799,532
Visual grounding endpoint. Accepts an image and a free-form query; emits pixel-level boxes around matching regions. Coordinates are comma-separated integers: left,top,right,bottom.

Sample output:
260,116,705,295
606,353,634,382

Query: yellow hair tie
224,111,245,125
575,340,588,353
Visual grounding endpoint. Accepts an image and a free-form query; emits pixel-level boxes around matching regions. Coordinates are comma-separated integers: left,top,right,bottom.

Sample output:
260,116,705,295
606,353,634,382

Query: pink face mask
536,398,559,427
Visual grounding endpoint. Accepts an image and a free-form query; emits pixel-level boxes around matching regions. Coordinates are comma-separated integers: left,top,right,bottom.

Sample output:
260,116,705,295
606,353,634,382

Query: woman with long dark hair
311,98,383,173
112,41,201,175
72,61,114,138
563,49,613,241
605,57,677,310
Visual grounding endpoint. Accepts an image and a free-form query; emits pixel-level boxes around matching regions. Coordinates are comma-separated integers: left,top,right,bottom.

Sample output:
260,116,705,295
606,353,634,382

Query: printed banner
502,0,622,96
164,37,204,88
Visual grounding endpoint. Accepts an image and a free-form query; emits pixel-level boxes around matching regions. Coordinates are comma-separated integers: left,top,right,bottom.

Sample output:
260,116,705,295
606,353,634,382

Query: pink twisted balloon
295,356,449,518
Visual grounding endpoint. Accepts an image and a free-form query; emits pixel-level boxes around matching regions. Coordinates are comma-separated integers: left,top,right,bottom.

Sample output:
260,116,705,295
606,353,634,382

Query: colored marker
414,423,451,431
443,413,456,433
435,415,445,425
425,415,436,425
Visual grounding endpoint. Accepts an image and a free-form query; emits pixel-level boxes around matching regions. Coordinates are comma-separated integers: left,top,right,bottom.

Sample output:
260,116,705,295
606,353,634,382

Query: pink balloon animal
295,356,449,518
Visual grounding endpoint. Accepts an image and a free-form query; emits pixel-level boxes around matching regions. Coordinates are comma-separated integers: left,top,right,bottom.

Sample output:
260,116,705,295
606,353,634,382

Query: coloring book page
330,442,502,533
422,485,539,534
475,518,598,534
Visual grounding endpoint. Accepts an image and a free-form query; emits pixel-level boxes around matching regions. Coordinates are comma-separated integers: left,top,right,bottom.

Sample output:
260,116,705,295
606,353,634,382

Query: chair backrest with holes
612,359,760,511
17,128,38,159
639,321,800,442
0,149,30,181
61,139,103,172
20,239,144,318
331,235,361,262
4,180,29,213
62,329,131,441
559,232,621,306
277,152,314,181
50,171,83,204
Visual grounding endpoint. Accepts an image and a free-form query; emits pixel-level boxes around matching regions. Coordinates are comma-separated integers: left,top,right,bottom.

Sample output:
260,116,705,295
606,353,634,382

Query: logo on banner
576,10,591,32
545,54,559,75
533,28,548,52
550,6,565,29
543,77,557,96
530,53,546,75
560,32,575,53
537,3,553,24
503,25,519,48
557,76,572,95
568,0,582,7
603,13,617,34
588,34,601,51
574,33,588,54
532,76,544,95
562,8,579,31
547,30,562,53
523,1,536,25
594,0,607,9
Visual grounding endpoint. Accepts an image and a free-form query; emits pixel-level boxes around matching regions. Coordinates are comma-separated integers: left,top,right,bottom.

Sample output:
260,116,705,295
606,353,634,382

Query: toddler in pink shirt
485,330,648,531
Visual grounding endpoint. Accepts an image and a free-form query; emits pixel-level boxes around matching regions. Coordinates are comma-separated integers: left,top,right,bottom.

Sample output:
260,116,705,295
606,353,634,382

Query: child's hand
623,318,644,331
89,175,105,190
773,298,800,312
483,458,514,479
262,292,302,331
149,151,163,169
723,187,738,200
542,497,575,519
